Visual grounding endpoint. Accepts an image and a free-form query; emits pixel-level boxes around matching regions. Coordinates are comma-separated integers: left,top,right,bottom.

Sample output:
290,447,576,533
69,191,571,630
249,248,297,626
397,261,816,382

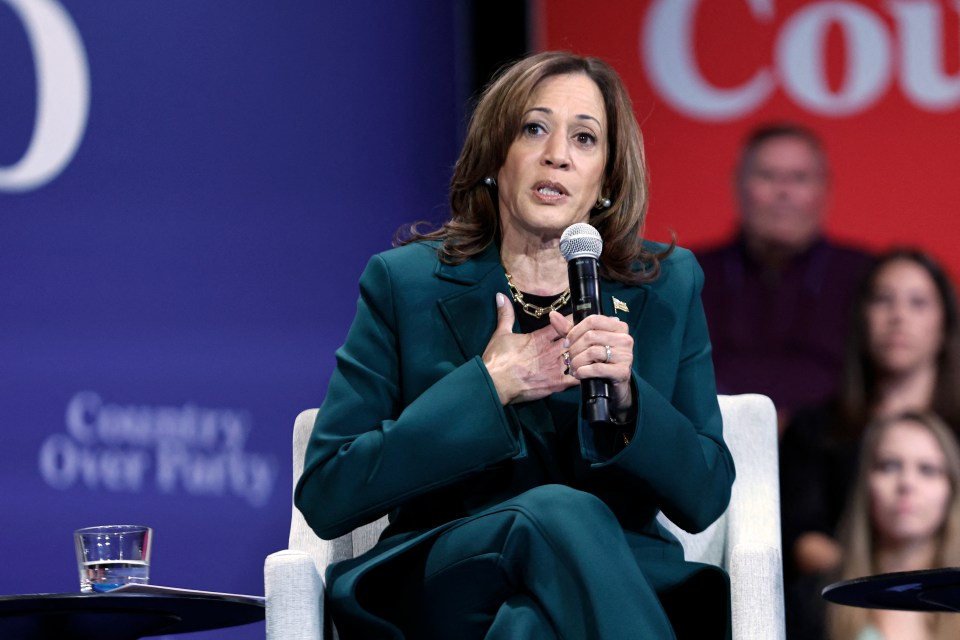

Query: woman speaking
295,51,735,639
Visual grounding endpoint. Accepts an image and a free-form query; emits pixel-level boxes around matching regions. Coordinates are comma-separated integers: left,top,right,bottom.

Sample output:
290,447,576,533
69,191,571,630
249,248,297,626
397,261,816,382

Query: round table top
823,567,960,613
0,587,265,640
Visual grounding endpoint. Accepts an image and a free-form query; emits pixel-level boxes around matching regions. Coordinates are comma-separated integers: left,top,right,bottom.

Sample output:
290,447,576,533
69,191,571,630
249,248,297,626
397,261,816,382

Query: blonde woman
829,411,960,640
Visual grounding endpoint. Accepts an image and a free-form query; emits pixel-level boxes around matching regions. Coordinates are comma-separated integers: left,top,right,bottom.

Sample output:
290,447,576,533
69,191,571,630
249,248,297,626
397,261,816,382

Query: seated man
697,123,872,433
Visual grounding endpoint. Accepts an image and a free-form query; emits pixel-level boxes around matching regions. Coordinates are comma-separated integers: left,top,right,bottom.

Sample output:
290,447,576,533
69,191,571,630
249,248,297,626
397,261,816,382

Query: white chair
264,394,785,639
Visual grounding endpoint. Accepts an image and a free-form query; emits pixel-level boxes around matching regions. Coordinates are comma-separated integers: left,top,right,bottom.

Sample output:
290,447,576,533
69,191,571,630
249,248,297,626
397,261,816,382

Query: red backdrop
538,0,960,276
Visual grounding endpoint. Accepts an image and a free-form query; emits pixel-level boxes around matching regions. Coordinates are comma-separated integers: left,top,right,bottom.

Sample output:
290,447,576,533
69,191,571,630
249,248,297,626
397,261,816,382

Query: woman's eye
868,292,894,307
919,463,945,478
575,132,596,146
874,459,900,473
909,295,933,311
523,123,545,136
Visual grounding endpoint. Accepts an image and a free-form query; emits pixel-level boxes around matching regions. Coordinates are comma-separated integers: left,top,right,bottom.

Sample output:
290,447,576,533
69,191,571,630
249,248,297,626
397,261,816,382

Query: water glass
74,525,152,593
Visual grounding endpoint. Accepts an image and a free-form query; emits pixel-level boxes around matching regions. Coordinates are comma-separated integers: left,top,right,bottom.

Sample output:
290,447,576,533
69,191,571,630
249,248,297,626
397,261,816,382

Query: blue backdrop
1,1,465,638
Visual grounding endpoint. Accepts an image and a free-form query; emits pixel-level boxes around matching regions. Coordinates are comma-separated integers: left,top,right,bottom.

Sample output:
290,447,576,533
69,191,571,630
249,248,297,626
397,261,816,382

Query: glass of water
74,525,152,593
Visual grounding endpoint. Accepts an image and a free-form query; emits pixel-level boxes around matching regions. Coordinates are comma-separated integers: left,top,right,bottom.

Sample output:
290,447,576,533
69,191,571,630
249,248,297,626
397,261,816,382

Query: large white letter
777,2,891,116
642,0,775,121
38,434,78,489
65,391,100,444
888,0,960,111
0,0,90,192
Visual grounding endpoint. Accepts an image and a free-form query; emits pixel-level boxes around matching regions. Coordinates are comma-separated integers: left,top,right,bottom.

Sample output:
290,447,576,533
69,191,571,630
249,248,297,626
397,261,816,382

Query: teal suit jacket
295,239,736,634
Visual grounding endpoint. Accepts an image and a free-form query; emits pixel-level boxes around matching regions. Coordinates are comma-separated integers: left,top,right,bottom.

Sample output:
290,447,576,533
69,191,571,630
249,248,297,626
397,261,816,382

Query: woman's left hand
548,311,634,417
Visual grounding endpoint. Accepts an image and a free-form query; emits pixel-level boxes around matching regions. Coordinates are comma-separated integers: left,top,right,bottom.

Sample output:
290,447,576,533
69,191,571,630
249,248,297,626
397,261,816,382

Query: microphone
559,223,612,427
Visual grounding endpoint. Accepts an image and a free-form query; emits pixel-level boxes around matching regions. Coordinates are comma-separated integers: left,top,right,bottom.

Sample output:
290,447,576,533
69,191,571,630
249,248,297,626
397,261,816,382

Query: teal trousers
359,485,682,639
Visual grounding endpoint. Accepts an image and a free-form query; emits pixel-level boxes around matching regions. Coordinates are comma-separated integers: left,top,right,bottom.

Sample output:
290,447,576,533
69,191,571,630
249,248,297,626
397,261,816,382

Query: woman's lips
533,181,568,202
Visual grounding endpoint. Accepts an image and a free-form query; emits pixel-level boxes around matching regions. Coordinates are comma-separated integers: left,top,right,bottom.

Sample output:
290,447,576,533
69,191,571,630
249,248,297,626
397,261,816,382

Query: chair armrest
720,395,782,551
728,543,786,640
265,549,325,640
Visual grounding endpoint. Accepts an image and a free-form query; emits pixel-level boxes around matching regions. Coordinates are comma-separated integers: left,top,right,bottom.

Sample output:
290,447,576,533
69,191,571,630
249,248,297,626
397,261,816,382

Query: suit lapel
602,279,649,338
435,244,510,362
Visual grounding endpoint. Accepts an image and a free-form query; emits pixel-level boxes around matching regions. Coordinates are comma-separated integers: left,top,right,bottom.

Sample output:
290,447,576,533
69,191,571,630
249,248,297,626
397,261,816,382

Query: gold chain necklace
504,272,571,318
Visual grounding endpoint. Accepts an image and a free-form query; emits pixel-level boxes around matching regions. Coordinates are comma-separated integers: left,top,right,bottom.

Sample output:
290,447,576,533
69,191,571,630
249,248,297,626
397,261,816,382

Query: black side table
823,567,960,613
0,585,265,640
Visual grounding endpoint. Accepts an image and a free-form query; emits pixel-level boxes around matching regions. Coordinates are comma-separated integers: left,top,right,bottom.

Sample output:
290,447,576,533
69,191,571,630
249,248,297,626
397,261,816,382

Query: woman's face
496,73,608,242
870,420,951,547
866,258,945,377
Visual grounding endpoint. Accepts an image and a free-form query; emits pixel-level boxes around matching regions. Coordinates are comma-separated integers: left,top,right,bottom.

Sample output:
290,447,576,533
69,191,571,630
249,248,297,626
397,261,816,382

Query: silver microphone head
559,223,602,261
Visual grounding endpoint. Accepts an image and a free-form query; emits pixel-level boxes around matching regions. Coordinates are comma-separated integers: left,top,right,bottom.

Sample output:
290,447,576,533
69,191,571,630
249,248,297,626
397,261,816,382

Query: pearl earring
483,177,496,187
596,196,612,209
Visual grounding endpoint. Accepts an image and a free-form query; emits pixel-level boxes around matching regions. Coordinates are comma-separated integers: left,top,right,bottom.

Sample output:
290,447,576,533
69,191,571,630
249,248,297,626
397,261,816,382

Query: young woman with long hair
828,411,960,640
780,248,960,640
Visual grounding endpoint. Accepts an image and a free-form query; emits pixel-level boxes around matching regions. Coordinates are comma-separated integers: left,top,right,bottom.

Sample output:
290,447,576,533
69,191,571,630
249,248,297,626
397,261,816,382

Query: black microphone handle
567,256,613,427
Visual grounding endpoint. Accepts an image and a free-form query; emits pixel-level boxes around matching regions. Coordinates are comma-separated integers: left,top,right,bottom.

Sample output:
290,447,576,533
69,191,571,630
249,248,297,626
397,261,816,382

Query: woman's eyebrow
523,106,602,128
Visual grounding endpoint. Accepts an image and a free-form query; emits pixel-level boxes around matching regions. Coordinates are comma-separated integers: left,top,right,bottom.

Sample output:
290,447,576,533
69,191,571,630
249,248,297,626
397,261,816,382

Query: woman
828,411,960,640
780,248,960,639
295,51,735,639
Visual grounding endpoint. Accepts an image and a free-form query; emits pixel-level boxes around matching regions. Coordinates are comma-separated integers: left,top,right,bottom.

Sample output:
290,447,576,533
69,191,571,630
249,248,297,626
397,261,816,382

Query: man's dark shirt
696,234,873,415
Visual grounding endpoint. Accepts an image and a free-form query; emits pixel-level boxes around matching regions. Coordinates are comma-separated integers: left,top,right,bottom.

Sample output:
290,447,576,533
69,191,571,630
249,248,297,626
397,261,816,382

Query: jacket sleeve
584,250,735,533
294,254,521,540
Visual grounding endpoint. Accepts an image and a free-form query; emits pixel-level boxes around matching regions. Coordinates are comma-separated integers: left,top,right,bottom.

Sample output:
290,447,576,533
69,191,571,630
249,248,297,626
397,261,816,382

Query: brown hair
395,51,672,284
828,411,960,639
736,121,829,183
837,248,960,439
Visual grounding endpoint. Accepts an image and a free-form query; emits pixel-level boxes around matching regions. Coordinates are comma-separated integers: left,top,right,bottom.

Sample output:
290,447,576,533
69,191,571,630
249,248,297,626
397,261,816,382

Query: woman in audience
828,411,960,640
780,248,960,639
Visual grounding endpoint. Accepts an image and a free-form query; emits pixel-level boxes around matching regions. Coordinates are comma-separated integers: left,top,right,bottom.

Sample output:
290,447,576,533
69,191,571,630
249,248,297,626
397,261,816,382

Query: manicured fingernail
496,292,505,307
563,339,570,348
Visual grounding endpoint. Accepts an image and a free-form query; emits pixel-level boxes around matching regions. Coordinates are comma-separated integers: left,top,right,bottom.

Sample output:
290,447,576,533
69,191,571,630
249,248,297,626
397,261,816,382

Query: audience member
827,411,960,640
698,123,873,431
780,248,960,639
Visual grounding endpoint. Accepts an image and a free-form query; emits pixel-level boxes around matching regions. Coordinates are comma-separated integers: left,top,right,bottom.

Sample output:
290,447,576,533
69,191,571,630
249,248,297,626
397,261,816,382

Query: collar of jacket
432,243,649,361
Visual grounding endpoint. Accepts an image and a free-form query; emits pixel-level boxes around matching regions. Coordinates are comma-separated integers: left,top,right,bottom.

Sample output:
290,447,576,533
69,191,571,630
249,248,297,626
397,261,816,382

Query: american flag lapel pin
612,296,629,314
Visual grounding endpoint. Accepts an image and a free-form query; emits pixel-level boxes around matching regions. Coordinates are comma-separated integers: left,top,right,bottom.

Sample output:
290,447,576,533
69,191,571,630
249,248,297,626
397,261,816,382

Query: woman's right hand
482,293,579,405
